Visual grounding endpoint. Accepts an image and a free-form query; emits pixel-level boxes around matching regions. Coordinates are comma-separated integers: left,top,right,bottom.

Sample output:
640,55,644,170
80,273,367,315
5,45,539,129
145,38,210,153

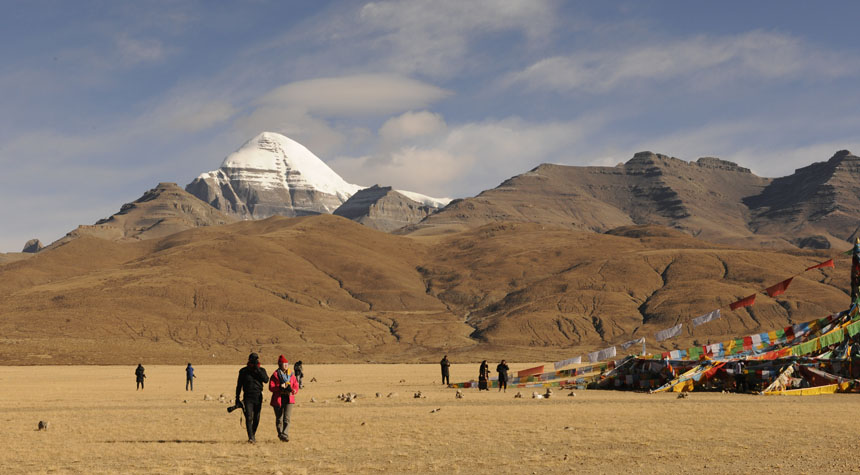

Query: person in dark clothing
293,360,304,389
185,363,196,391
440,355,451,385
496,360,509,392
734,361,746,393
135,364,146,390
478,360,490,391
235,352,269,443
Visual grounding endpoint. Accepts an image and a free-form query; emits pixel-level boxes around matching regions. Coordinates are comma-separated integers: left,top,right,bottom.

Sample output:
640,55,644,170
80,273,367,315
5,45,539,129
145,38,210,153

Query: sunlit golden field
1,364,858,474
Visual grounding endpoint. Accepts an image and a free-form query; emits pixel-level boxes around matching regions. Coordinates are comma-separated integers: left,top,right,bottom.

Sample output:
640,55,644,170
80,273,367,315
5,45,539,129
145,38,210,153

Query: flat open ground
1,364,857,474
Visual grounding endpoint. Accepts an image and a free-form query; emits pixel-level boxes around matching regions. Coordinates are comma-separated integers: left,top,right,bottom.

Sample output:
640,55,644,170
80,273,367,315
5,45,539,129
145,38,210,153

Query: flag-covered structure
449,240,860,396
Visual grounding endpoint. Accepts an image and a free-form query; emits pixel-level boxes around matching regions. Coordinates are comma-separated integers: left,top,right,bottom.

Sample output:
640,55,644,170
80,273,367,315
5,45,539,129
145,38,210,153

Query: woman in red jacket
268,355,299,442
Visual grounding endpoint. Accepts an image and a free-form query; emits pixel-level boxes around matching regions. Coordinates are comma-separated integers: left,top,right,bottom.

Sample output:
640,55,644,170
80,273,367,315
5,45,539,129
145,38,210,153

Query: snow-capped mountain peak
186,132,450,221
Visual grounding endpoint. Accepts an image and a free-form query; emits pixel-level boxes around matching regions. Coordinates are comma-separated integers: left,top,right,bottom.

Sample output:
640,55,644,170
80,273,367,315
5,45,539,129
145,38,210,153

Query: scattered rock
310,397,317,403
514,392,523,398
399,379,406,383
455,389,464,399
387,392,398,398
310,377,317,383
203,394,213,401
564,426,573,430
430,408,441,413
677,392,689,399
375,392,382,398
22,239,43,253
567,392,576,397
413,391,426,399
37,421,49,431
361,422,366,426
183,399,189,404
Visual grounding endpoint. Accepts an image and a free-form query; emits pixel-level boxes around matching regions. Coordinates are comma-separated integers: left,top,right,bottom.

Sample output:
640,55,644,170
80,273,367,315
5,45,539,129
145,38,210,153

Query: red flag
805,259,834,271
765,278,793,297
730,294,756,310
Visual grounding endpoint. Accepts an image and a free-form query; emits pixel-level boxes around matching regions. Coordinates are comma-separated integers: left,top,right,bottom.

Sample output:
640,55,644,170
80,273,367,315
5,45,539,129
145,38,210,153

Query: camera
227,401,244,413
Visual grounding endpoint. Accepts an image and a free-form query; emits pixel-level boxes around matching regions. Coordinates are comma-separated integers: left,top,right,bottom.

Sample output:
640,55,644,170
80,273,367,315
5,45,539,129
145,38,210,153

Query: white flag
691,309,721,327
587,350,600,363
655,323,683,342
553,356,582,370
598,346,616,360
621,337,645,350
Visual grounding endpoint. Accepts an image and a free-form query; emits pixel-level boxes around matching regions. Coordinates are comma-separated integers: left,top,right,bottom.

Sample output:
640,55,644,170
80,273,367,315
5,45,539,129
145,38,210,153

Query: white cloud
378,110,447,145
330,114,610,197
258,74,452,117
505,31,858,94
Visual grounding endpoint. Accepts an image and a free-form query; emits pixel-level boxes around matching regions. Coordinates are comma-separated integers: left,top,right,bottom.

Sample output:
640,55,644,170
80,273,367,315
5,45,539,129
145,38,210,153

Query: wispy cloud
505,31,859,94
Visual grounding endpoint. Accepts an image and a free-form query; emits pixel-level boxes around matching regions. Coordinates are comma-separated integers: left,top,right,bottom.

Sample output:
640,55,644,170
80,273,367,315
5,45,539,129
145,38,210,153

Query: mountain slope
49,182,236,247
0,215,846,364
333,185,436,232
745,150,860,248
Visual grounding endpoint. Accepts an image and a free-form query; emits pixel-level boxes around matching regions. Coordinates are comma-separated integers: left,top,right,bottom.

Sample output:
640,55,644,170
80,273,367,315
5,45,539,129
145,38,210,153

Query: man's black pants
243,399,262,441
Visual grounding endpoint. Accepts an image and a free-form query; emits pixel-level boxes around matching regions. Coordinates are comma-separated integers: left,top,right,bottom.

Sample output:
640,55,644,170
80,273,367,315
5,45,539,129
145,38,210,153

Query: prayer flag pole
852,237,860,304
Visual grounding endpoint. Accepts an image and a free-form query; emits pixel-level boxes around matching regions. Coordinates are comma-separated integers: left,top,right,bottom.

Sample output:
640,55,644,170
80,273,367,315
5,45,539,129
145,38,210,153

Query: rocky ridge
333,185,436,232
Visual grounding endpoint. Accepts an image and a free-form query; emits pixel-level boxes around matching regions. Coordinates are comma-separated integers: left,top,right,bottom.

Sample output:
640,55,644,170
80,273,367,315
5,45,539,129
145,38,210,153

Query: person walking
135,363,146,390
185,363,196,391
440,355,451,385
478,360,490,391
293,360,304,389
235,353,269,443
496,360,509,392
269,355,299,442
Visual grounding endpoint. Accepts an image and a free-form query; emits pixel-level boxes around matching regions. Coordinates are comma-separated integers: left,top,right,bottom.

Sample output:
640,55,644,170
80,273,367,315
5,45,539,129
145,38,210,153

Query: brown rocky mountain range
407,150,860,249
0,214,846,364
333,185,434,232
44,182,236,249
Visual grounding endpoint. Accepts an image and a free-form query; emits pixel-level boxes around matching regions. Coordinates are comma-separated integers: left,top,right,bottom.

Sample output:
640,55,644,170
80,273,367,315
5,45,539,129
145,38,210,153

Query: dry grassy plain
1,363,858,474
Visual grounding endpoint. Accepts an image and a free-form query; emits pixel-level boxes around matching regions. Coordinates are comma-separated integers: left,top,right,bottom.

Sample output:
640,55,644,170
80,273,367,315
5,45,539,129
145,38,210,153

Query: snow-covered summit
219,132,362,200
187,132,450,221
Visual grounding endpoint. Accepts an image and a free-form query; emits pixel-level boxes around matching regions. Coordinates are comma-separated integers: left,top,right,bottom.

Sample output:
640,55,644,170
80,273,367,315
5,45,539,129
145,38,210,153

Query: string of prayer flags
691,309,721,327
621,337,645,350
765,278,793,297
730,294,756,311
805,259,835,271
655,323,683,342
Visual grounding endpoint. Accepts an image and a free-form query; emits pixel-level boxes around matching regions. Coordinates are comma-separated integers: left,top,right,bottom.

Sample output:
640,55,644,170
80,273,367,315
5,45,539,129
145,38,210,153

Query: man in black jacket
236,353,269,443
440,355,451,385
496,360,509,392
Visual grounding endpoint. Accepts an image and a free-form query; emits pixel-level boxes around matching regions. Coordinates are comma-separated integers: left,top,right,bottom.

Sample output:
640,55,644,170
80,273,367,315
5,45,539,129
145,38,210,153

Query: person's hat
278,354,288,364
248,352,259,363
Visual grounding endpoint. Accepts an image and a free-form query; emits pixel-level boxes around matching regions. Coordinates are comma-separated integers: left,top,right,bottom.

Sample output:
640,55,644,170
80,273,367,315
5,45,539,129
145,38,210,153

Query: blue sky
2,1,860,251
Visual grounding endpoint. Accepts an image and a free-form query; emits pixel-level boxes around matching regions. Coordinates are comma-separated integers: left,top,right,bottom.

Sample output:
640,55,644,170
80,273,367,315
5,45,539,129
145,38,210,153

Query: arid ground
1,364,857,474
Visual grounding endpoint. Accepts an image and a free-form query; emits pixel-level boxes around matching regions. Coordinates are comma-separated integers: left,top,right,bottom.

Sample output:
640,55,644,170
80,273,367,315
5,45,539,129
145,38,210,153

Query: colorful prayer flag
765,278,793,297
805,259,834,271
620,337,645,350
655,324,683,342
691,309,721,327
730,294,756,310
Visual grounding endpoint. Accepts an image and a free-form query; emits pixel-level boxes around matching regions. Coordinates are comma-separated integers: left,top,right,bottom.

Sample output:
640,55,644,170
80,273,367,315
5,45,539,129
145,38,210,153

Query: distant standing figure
294,360,304,389
440,355,451,385
235,353,269,443
270,355,299,442
185,363,196,391
135,364,146,390
478,360,490,391
496,360,509,392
